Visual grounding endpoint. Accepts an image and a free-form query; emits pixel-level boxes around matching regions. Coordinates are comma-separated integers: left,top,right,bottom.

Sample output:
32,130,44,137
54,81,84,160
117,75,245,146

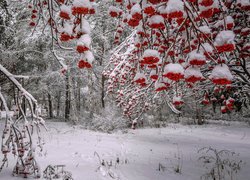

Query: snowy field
0,121,250,180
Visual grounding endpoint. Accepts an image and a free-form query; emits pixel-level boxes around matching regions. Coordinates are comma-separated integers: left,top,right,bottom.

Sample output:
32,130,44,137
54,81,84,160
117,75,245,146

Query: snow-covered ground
0,121,250,180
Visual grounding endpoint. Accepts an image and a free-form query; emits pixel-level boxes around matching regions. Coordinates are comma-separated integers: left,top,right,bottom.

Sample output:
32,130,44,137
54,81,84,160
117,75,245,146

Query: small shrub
198,147,243,180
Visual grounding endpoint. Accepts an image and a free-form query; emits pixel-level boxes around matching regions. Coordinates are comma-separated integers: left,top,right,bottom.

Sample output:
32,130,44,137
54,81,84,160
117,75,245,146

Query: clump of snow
214,30,235,46
184,67,204,79
143,49,159,58
199,0,219,11
214,16,234,28
73,0,91,8
166,0,184,13
148,15,164,25
198,25,211,34
241,27,250,33
83,51,94,64
131,3,141,15
243,43,250,50
164,63,184,74
201,43,213,53
136,23,145,34
134,72,146,81
209,64,233,80
117,26,123,33
226,16,234,24
154,81,166,90
61,5,71,14
211,0,220,7
61,23,73,35
173,95,182,102
109,6,122,14
77,34,91,47
158,5,167,15
77,18,91,34
150,69,157,76
237,0,250,6
188,50,206,61
163,77,171,84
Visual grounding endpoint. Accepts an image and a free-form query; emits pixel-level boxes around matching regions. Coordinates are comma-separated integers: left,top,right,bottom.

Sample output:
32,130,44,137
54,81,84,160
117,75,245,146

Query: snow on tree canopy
237,0,250,10
155,81,167,92
199,0,219,18
136,24,144,35
75,18,91,34
109,6,122,17
162,77,171,86
243,43,250,50
78,51,94,69
143,4,156,16
131,3,142,20
226,16,234,24
72,0,91,15
202,43,213,53
125,0,137,8
134,72,146,84
221,105,227,113
215,30,235,46
173,95,184,106
76,34,91,53
73,0,90,7
210,64,233,85
226,97,235,110
148,15,165,29
166,0,184,18
214,16,234,29
188,50,206,66
84,51,94,64
60,23,73,42
163,63,184,81
184,67,204,83
198,25,211,34
215,30,235,52
127,14,140,27
150,69,158,81
158,5,168,18
117,26,123,33
61,23,73,35
142,49,160,64
60,5,71,20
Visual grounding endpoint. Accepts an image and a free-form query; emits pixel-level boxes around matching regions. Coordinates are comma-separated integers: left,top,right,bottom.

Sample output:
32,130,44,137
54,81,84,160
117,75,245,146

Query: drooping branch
0,64,45,178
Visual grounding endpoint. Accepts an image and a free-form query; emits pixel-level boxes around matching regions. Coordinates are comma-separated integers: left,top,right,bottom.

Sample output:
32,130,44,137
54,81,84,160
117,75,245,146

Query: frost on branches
26,0,97,73
104,0,250,127
0,0,99,177
0,65,45,178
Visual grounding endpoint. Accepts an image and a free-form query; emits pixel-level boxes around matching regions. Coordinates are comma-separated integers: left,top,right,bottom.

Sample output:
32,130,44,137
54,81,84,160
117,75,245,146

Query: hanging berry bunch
103,0,250,127
27,0,97,72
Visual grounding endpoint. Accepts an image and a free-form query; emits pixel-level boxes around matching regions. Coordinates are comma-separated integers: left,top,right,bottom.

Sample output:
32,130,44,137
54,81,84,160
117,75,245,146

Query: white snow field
0,121,250,180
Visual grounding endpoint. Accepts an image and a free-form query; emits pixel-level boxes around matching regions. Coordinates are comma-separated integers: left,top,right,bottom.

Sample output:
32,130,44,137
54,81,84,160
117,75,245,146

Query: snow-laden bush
78,105,128,133
198,147,243,180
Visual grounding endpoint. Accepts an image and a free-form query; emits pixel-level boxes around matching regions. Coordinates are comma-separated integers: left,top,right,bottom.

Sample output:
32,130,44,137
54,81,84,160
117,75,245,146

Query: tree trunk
87,72,94,118
65,74,70,120
70,76,79,123
196,105,204,125
57,91,61,117
48,92,53,118
21,78,26,115
78,79,81,112
101,74,105,108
